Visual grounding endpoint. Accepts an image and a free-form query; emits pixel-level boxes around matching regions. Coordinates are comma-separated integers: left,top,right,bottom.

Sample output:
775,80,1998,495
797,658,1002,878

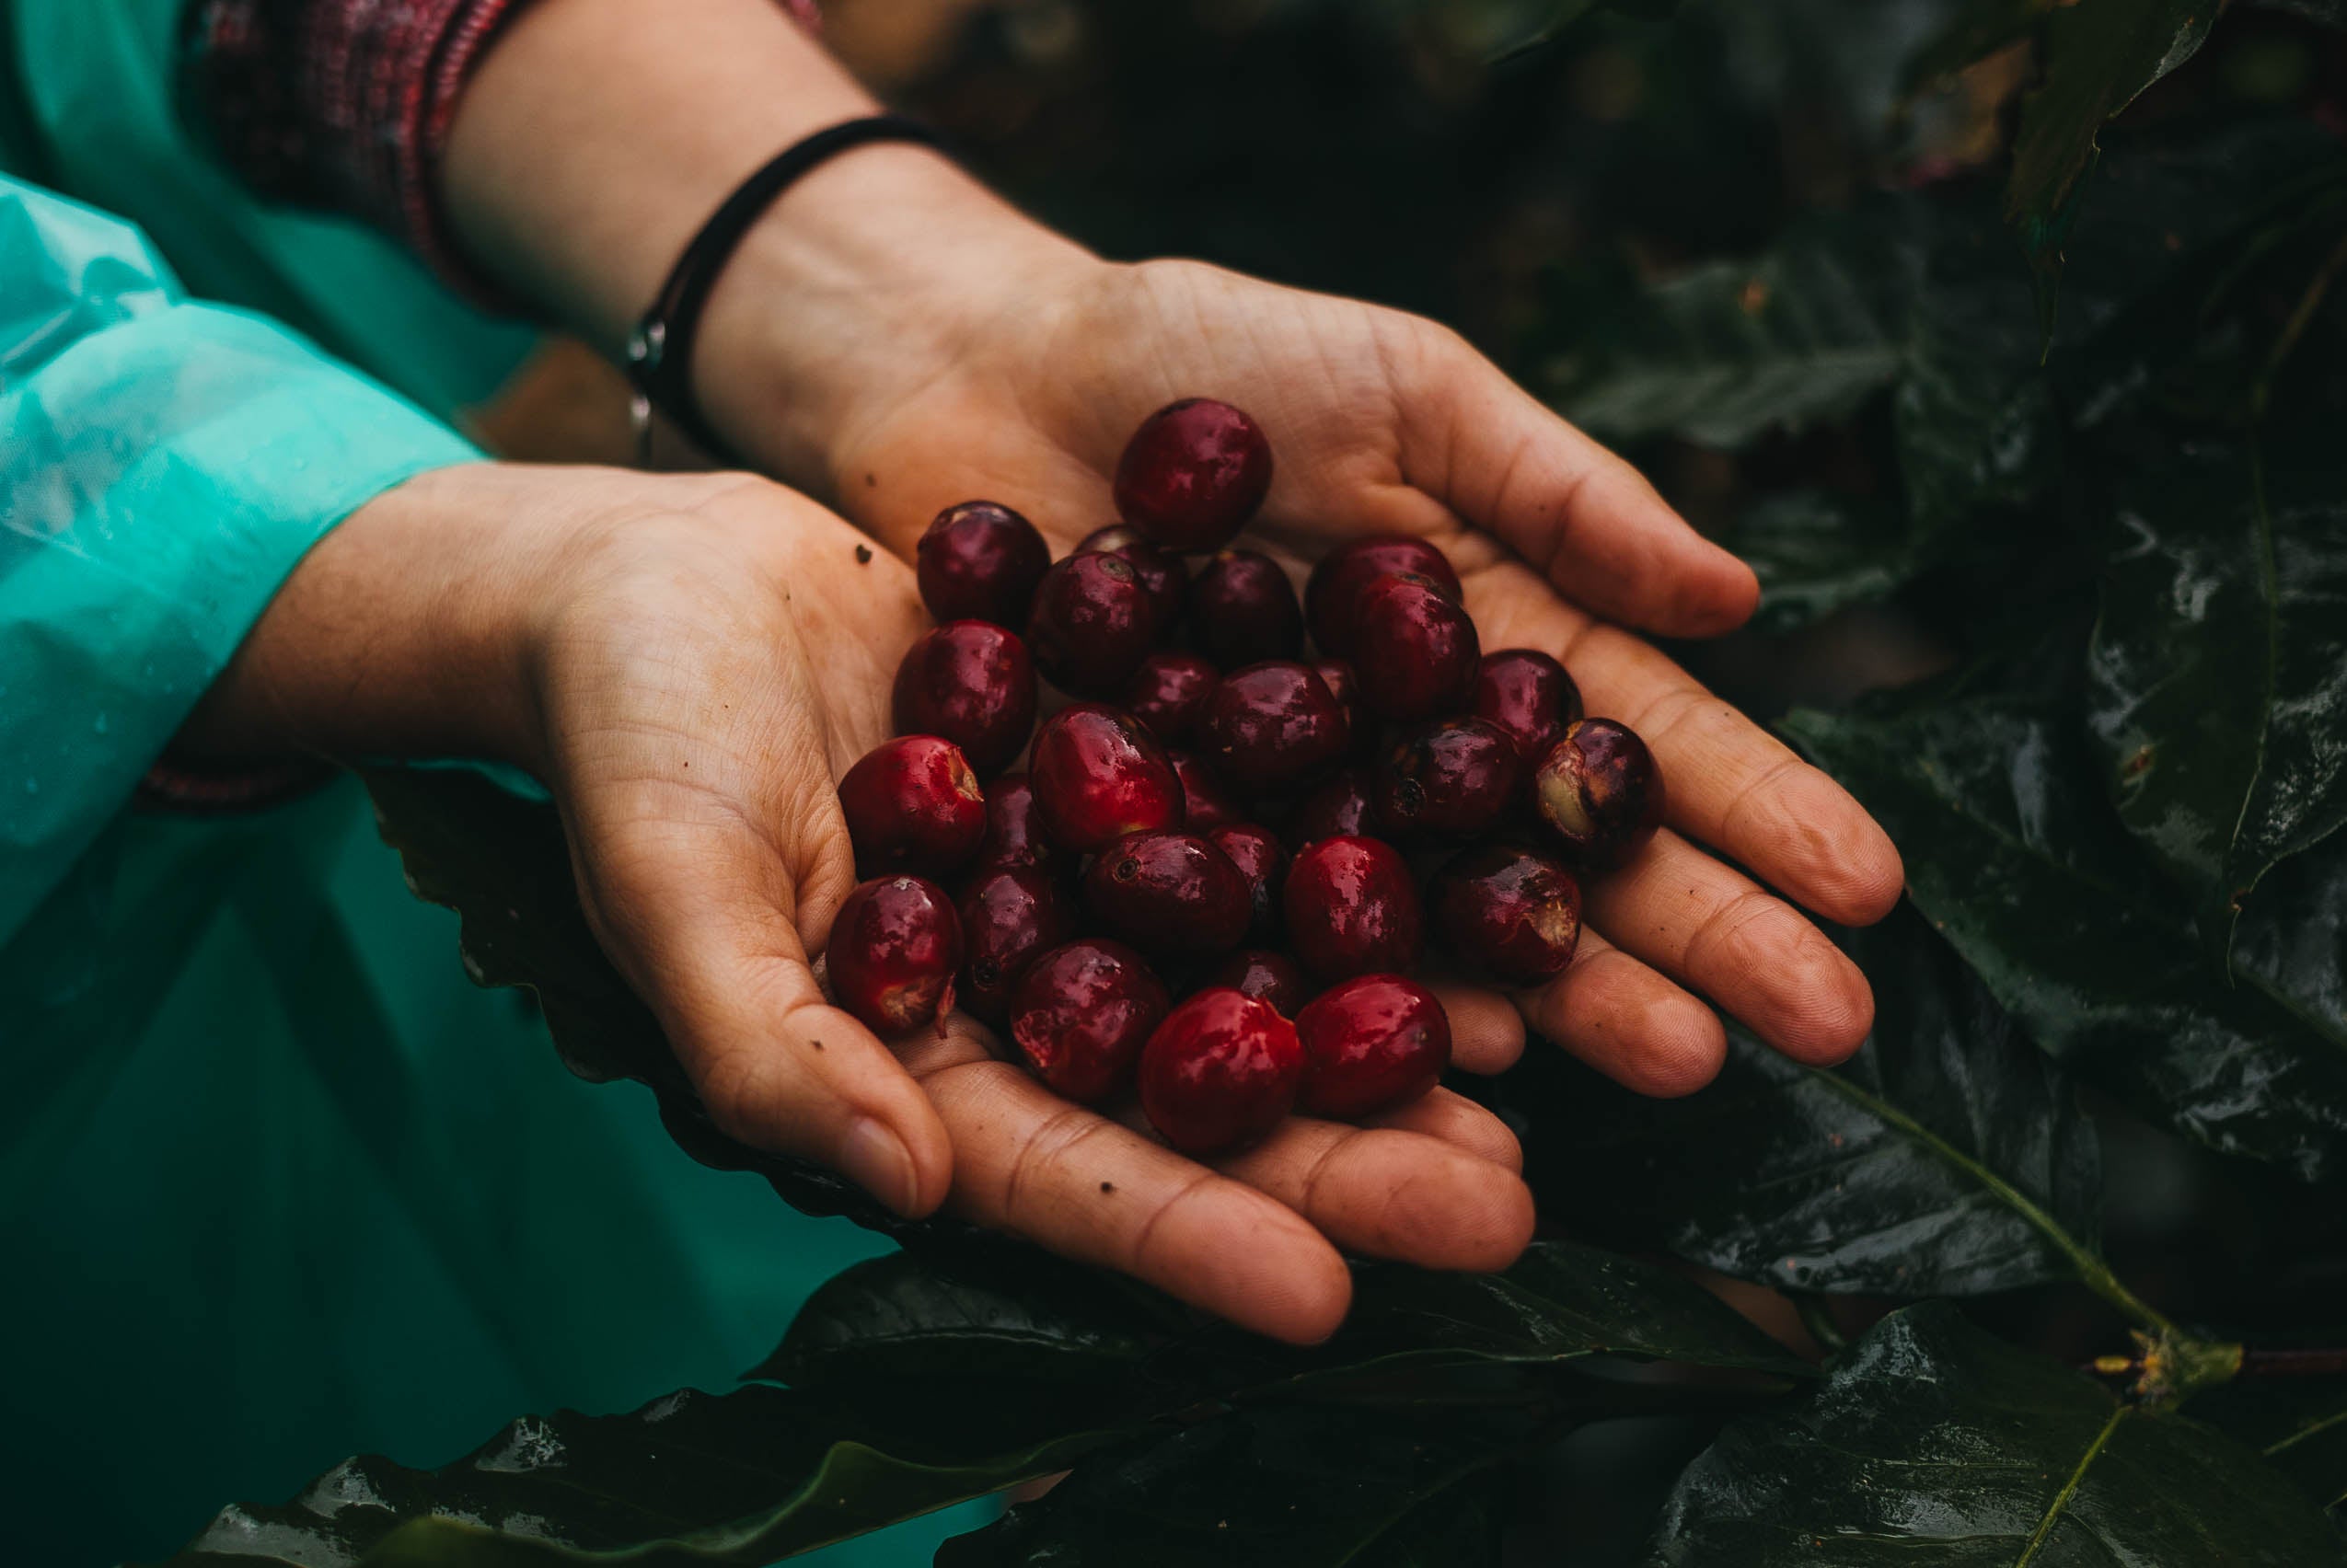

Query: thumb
569,784,957,1217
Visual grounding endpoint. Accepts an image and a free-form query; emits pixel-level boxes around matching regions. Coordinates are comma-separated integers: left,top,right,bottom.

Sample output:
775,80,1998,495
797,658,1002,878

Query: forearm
439,0,1090,495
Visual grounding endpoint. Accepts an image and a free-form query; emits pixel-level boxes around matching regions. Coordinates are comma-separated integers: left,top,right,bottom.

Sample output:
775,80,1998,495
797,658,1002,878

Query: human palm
533,474,1533,1345
823,259,1902,1094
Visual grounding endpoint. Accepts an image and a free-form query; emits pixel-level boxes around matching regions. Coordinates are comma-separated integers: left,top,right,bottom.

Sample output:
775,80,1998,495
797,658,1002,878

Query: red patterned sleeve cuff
181,0,824,309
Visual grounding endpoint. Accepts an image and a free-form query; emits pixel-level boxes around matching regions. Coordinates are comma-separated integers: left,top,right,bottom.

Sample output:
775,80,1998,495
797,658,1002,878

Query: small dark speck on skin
855,545,873,564
1100,1181,1115,1194
865,472,878,488
811,1039,825,1052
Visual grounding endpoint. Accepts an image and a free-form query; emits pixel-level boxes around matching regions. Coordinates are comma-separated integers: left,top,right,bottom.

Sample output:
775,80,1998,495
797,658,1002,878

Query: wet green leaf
1730,490,1925,632
1513,905,2104,1297
158,1382,1141,1568
1644,1303,2344,1564
2005,0,2216,326
2086,416,2347,952
937,1407,1525,1568
1783,682,2347,1182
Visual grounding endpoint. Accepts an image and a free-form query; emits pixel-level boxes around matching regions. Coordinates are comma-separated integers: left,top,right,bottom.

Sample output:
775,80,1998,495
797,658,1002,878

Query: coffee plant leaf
2086,414,2347,953
1643,1302,2345,1564
361,765,942,1242
1783,684,2347,1182
937,1406,1532,1568
2191,1378,2347,1513
156,1381,1141,1568
1501,905,2104,1297
2005,0,2216,328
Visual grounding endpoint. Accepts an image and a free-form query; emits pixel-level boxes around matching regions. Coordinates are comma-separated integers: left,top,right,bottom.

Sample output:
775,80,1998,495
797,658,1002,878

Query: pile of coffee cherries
828,398,1664,1158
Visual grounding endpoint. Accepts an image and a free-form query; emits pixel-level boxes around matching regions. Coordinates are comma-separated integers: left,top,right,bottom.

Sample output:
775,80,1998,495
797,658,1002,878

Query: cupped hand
200,463,1532,1344
798,259,1906,1095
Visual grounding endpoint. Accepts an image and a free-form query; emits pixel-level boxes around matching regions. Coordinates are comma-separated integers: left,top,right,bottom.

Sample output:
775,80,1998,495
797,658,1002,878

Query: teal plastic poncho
0,13,975,1559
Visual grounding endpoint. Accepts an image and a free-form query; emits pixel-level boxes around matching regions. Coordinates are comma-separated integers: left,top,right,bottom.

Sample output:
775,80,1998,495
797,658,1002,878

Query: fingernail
837,1117,919,1215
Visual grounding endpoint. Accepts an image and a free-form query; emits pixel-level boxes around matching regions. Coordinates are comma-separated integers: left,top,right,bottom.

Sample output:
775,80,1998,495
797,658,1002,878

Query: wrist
689,146,1097,500
178,464,581,775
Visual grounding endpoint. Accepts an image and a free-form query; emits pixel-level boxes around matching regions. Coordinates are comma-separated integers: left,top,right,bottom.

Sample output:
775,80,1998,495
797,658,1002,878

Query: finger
912,1050,1355,1343
1514,928,1728,1098
1208,1113,1536,1272
1585,830,1875,1066
1463,560,1905,928
1427,980,1527,1075
568,781,957,1219
1387,325,1759,638
1364,1087,1525,1174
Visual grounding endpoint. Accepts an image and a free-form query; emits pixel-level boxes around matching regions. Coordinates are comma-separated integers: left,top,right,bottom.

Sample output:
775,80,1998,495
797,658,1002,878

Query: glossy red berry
973,771,1055,874
1077,524,1188,629
1187,549,1304,669
1202,949,1312,1018
1352,573,1479,723
827,875,964,1035
838,735,986,876
1122,651,1220,745
1113,398,1274,553
1430,844,1582,986
1198,661,1350,797
1026,552,1160,697
1283,836,1423,982
1372,717,1520,841
1295,974,1451,1119
891,620,1038,776
1011,940,1170,1105
1082,831,1252,956
1028,705,1185,853
957,866,1075,1025
1305,537,1462,659
1533,719,1667,870
1169,750,1242,831
1287,768,1377,848
1207,822,1288,944
1139,988,1303,1155
1310,658,1374,758
916,502,1051,627
1473,650,1583,765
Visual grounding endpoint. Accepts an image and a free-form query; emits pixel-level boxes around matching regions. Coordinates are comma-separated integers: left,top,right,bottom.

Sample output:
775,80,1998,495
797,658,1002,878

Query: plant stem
2239,1348,2347,1378
2251,227,2347,420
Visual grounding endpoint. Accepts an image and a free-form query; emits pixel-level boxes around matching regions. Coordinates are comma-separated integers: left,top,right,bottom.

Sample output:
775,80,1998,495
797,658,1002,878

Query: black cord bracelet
625,113,947,467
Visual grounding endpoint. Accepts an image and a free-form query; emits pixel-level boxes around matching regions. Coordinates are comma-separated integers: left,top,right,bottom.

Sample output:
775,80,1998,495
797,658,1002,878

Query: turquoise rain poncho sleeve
0,176,967,1564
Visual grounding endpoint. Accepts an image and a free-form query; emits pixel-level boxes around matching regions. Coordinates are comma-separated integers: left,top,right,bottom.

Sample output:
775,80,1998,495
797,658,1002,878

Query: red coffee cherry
1028,705,1185,853
1371,717,1521,841
916,501,1051,628
1169,749,1243,831
1139,987,1303,1156
1533,718,1667,870
1187,548,1304,669
1295,974,1451,1119
1309,657,1375,759
1429,844,1582,986
958,865,1075,1025
1473,650,1584,766
1010,939,1170,1105
1352,573,1479,723
1199,661,1351,797
1283,836,1424,983
891,620,1037,776
838,735,986,877
1201,949,1312,1018
1026,551,1160,697
1305,537,1462,659
1082,830,1253,957
972,771,1055,874
1207,821,1288,945
1286,767,1378,848
1122,651,1221,745
1114,398,1275,553
827,875,964,1035
1077,523,1189,629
